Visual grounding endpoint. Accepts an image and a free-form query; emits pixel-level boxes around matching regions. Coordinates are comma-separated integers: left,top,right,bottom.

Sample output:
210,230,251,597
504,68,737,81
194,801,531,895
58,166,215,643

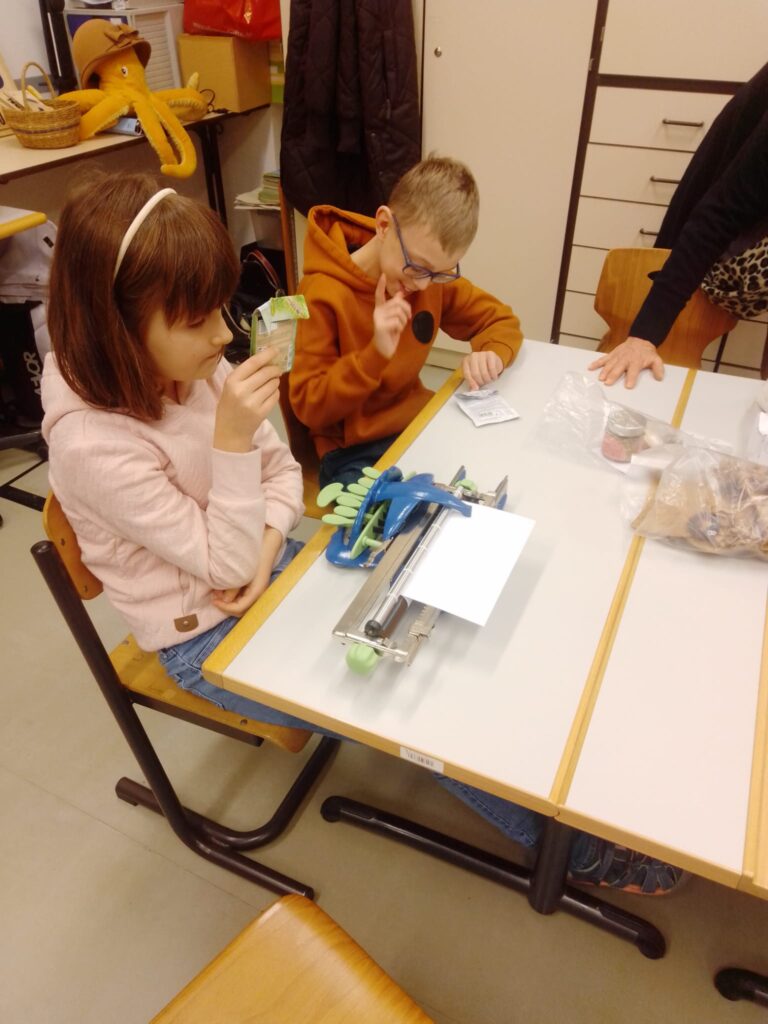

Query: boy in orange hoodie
289,156,524,486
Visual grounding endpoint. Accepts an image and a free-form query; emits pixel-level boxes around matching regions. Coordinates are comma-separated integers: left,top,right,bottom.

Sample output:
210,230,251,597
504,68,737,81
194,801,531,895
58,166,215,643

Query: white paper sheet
401,503,535,626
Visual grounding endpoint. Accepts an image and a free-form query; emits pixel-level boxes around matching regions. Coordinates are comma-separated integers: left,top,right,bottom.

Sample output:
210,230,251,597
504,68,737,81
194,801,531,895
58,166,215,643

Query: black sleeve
629,114,768,346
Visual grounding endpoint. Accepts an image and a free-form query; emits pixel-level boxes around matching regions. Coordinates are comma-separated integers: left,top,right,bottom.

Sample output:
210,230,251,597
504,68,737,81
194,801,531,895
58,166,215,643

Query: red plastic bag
183,0,281,41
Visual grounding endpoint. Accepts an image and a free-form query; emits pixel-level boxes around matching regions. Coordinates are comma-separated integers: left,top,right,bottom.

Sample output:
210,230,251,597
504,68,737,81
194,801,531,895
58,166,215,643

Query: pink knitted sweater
42,355,304,651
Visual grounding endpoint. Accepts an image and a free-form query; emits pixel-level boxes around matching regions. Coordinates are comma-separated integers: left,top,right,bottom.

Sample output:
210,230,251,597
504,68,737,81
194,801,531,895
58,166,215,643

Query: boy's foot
568,841,687,896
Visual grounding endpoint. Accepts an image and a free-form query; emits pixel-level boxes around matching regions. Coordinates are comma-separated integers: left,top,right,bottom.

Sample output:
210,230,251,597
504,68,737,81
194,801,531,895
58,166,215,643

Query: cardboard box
177,34,271,113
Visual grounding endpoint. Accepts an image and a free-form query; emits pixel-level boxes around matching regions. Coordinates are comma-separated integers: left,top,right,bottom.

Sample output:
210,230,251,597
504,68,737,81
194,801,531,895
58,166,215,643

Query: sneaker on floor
568,842,688,896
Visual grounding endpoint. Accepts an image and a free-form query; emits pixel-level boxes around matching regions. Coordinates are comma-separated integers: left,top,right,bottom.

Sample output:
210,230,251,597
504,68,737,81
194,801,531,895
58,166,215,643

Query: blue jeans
318,434,399,488
434,776,600,869
158,538,344,740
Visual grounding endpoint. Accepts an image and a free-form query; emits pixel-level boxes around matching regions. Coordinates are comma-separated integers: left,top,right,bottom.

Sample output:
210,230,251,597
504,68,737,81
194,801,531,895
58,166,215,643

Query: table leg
191,121,228,228
528,816,571,913
715,968,768,1007
321,796,665,958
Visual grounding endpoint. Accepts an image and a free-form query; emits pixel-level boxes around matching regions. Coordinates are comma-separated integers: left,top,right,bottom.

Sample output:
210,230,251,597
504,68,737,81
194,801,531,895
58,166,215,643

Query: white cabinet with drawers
559,1,768,376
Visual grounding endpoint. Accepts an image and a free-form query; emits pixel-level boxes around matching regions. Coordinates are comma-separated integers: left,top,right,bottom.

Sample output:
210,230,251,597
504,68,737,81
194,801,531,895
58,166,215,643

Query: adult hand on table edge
589,337,665,389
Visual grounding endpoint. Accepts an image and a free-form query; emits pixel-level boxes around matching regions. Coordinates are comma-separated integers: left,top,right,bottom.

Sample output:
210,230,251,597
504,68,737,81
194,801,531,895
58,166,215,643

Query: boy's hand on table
462,350,503,391
589,337,664,389
372,273,411,359
211,527,284,616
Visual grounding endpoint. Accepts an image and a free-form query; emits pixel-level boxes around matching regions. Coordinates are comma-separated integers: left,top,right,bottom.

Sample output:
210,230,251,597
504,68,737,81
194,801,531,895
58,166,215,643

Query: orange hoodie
289,205,523,457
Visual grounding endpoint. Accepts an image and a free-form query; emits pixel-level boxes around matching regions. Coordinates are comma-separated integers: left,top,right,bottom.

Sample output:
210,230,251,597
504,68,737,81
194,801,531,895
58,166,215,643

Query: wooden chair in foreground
594,247,737,369
31,494,339,898
151,894,434,1024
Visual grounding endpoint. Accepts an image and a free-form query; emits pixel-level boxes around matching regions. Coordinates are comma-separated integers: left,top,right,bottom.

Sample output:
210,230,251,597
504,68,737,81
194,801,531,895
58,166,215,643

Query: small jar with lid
601,408,647,463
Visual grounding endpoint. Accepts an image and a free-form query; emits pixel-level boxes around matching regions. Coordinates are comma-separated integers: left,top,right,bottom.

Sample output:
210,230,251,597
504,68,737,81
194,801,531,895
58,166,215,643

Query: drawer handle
662,118,704,128
650,176,681,185
639,229,659,236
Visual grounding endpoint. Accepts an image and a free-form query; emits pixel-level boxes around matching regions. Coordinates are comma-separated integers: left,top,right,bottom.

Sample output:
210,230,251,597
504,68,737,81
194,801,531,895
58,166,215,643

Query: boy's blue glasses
391,212,461,284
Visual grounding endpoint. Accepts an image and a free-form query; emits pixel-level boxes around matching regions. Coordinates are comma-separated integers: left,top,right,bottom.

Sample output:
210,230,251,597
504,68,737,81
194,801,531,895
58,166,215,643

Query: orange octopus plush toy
60,20,207,178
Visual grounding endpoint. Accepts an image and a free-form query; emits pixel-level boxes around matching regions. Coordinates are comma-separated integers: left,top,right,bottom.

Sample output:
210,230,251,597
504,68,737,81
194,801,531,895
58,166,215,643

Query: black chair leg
715,968,768,1007
116,735,339,850
31,539,338,899
321,796,665,959
109,710,335,899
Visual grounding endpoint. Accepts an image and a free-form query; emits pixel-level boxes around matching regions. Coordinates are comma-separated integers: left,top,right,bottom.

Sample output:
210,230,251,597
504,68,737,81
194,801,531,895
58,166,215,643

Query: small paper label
400,746,444,772
758,411,768,436
454,388,519,427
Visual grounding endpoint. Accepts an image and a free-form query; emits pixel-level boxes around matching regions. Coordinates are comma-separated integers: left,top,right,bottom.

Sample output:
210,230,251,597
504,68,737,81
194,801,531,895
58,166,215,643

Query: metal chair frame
31,532,339,899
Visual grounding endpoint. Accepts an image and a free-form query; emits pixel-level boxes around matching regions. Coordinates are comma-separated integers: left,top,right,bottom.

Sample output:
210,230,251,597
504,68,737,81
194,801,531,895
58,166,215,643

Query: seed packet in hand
249,294,308,372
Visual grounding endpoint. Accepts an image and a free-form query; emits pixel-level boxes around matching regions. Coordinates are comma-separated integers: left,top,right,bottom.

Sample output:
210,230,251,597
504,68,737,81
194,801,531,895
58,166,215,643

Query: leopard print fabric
701,233,768,318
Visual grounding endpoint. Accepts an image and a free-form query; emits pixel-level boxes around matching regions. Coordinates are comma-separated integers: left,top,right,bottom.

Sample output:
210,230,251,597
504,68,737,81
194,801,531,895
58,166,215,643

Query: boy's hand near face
372,273,412,359
462,350,503,391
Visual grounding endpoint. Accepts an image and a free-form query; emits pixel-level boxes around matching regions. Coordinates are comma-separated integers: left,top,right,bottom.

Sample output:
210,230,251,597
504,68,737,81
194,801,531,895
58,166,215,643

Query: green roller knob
317,482,344,508
346,642,381,675
457,478,477,493
348,483,370,496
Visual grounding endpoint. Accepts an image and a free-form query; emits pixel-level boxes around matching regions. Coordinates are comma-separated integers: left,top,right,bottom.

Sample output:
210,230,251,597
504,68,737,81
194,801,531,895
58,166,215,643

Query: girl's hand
372,273,412,359
214,348,281,453
462,350,503,391
211,572,271,616
211,527,285,616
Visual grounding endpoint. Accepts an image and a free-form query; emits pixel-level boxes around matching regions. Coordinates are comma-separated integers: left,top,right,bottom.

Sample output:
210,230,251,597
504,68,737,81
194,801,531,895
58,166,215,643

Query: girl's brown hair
48,171,240,421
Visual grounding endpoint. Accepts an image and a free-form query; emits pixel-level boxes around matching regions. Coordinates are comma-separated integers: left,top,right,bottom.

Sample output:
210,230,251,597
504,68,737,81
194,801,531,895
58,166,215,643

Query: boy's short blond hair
388,154,479,255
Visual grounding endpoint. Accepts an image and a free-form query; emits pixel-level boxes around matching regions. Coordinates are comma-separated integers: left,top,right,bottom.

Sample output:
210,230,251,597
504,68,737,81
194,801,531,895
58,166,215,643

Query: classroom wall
2,0,50,78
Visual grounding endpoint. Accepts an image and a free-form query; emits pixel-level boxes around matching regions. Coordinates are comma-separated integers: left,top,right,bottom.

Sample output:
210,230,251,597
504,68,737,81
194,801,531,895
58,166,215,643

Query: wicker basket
4,63,81,150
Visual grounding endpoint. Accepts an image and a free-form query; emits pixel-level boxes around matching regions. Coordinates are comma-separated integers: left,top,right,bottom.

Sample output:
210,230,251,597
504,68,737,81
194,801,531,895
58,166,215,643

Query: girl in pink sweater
42,172,333,732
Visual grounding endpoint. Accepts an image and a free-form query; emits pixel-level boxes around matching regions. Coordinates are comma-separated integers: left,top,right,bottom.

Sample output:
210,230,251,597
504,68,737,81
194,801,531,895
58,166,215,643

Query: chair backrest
278,375,322,515
42,492,102,600
594,247,737,368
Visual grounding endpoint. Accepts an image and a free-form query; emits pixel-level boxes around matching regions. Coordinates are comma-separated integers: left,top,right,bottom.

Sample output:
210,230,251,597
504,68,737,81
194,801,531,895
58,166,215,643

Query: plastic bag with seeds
627,445,768,560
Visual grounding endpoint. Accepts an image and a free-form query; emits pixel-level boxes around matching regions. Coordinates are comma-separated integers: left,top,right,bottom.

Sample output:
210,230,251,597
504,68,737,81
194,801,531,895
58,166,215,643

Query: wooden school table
205,339,716,958
556,366,768,1004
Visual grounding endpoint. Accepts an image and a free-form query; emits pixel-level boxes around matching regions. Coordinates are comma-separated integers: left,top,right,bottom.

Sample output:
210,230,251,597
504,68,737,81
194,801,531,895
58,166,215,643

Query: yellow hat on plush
72,21,151,89
60,19,208,179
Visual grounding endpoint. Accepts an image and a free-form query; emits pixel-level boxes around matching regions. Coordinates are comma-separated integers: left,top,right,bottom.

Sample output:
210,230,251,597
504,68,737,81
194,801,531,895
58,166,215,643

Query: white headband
113,188,176,281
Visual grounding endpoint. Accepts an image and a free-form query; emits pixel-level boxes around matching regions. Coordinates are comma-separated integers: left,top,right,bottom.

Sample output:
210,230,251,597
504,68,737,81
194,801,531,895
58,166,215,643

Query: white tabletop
563,369,768,886
207,340,689,815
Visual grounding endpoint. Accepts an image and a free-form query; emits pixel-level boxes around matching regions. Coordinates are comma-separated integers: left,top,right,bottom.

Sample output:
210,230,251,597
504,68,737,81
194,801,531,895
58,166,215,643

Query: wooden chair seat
151,894,434,1024
112,635,310,753
594,247,737,368
33,492,339,897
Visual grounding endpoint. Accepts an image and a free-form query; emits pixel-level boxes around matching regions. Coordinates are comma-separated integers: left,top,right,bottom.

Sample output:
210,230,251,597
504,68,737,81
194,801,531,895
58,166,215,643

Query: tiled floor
2,366,768,1023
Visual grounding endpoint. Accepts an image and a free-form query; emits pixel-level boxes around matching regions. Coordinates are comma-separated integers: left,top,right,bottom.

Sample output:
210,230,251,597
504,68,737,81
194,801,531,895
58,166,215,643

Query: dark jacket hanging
280,0,422,217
